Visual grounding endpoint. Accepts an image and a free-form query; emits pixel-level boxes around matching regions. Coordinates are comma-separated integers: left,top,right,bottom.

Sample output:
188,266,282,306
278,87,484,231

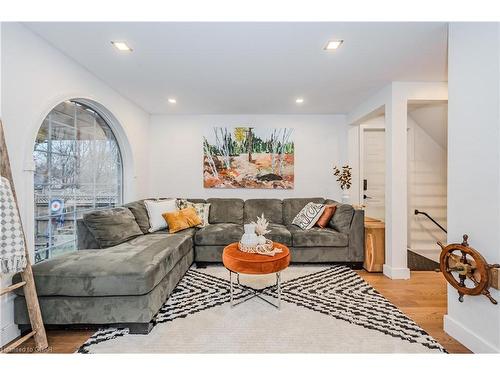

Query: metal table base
229,270,282,310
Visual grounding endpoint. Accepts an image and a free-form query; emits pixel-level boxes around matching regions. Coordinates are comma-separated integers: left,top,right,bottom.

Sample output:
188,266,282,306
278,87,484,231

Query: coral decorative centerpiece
238,214,282,256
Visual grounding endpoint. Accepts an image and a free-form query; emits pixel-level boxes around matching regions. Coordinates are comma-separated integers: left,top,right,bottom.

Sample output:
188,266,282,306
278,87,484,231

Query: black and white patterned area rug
78,266,445,353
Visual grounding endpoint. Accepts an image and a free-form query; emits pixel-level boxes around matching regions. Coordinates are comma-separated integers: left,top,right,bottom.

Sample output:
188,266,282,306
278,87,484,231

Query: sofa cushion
83,207,143,248
282,198,324,225
207,198,244,224
124,200,151,234
288,225,348,247
265,223,292,246
244,199,283,224
325,199,355,233
13,230,195,297
186,198,207,204
76,219,100,249
194,223,244,245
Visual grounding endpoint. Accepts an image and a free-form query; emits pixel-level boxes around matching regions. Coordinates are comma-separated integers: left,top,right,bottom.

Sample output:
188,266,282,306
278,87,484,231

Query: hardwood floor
358,270,471,353
8,270,470,354
7,330,94,354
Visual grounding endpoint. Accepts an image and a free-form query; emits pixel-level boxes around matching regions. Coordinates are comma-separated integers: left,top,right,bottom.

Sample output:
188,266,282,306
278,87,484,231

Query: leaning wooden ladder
0,120,48,353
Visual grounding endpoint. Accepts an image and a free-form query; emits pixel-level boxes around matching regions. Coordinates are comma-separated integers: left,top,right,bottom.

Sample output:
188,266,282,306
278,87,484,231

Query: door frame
358,122,385,208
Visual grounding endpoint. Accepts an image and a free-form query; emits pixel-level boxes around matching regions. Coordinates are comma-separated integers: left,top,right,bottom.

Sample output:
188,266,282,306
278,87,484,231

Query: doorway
362,128,385,220
407,102,448,264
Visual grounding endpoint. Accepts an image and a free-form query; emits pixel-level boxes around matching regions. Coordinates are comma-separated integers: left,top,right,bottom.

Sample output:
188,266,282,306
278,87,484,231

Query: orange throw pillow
315,205,337,228
162,207,202,233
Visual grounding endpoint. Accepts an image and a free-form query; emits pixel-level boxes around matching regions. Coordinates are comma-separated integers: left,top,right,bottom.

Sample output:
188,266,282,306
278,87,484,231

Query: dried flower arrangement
252,214,271,236
333,165,352,190
239,214,282,256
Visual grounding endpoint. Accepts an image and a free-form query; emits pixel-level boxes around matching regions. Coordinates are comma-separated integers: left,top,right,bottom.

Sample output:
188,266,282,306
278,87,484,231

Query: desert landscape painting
203,127,294,189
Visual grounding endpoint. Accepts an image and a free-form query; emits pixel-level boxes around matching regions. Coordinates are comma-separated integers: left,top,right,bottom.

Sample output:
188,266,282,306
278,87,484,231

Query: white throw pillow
144,199,178,232
292,202,326,230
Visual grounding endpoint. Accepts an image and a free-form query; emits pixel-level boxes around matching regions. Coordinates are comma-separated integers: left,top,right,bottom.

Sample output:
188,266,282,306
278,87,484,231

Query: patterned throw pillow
292,202,326,230
177,199,211,227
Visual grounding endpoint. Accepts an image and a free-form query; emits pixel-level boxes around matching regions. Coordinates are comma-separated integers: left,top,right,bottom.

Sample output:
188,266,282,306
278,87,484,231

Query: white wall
445,23,500,353
407,114,447,261
0,22,2,116
0,23,150,346
409,103,448,149
0,21,13,348
148,115,347,200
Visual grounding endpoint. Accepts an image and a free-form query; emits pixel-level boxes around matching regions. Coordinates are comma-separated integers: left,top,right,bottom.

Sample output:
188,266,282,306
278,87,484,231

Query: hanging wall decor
203,127,294,189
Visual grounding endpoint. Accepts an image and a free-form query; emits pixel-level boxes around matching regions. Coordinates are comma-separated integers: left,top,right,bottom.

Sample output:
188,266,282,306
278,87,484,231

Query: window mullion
73,102,78,252
47,113,53,261
93,115,97,209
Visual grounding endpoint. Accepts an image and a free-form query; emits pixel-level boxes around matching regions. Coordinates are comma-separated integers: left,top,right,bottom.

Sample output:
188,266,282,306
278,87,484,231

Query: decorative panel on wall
203,127,294,189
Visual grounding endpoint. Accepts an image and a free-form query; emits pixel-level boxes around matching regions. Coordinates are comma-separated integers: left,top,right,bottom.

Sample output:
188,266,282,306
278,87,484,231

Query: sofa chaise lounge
13,198,364,334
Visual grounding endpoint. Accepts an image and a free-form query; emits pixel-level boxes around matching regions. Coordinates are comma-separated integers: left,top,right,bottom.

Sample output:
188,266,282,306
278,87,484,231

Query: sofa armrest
347,209,365,262
77,219,100,250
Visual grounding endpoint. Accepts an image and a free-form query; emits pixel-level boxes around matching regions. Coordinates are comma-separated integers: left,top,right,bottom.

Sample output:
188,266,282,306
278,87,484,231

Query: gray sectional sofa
13,198,364,334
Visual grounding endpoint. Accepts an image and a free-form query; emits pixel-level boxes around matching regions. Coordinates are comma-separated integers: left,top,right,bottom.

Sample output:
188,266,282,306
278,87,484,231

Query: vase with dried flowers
251,214,271,245
333,165,352,203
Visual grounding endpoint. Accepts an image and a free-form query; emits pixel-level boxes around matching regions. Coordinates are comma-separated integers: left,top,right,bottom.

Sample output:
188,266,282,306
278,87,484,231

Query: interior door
362,129,385,220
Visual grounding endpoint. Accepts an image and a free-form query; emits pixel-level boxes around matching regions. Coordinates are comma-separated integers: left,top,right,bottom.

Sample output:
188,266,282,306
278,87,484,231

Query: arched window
33,101,123,263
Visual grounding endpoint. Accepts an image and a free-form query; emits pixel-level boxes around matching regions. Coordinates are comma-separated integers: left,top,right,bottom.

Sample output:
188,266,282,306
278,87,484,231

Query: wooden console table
364,217,385,272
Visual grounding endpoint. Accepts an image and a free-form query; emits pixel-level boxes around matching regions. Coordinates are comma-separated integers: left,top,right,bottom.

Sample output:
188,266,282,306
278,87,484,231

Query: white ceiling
25,22,448,114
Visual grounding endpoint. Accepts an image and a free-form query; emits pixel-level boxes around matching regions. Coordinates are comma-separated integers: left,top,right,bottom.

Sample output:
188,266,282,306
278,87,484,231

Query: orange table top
222,242,290,275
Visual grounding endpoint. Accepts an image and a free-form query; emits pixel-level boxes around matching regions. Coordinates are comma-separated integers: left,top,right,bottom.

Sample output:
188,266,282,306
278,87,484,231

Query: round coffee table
222,242,290,309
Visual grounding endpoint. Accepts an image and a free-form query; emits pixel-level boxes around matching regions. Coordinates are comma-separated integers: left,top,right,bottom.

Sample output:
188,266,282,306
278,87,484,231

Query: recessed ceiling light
111,41,132,52
168,98,177,104
295,98,304,104
324,40,343,50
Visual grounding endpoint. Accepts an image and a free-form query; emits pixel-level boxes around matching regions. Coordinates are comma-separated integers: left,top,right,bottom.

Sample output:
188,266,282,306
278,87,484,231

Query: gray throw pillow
124,200,150,234
329,204,355,233
83,207,143,248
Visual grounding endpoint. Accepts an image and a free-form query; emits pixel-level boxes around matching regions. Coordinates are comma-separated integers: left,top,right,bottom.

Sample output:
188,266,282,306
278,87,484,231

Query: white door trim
359,122,385,210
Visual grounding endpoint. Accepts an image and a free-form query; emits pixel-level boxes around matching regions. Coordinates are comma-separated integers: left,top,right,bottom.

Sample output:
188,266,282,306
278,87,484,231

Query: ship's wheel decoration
438,235,500,305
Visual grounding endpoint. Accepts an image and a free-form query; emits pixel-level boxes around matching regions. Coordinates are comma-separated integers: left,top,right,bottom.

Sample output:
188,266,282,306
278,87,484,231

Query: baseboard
444,314,499,353
382,264,410,279
0,323,20,347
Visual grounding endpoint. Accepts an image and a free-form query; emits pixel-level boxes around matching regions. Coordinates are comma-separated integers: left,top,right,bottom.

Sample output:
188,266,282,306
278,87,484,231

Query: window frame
33,100,123,263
